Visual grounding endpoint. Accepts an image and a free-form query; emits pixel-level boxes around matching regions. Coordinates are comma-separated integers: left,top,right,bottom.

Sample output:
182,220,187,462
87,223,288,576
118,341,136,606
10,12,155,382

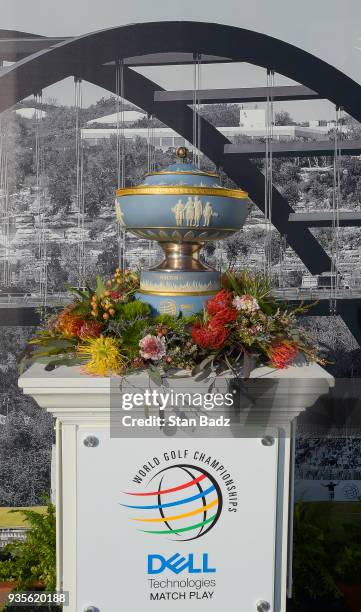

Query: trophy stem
151,242,213,272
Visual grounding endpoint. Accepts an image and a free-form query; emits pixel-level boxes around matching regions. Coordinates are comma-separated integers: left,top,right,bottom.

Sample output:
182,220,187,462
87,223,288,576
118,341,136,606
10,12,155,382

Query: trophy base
136,244,221,315
135,289,218,316
140,269,220,293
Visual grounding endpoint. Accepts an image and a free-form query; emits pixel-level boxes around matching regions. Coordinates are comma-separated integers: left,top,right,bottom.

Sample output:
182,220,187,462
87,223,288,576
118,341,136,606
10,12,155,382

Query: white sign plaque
77,434,278,611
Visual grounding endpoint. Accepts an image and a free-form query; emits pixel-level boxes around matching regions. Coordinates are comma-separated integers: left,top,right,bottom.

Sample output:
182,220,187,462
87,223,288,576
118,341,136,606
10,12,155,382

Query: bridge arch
1,21,361,119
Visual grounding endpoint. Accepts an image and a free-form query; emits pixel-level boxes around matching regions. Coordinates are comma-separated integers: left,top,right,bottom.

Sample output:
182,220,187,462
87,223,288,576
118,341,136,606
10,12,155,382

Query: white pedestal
19,362,333,612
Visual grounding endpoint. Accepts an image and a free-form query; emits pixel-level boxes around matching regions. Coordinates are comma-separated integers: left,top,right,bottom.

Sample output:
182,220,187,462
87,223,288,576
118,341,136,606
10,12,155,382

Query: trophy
115,147,250,315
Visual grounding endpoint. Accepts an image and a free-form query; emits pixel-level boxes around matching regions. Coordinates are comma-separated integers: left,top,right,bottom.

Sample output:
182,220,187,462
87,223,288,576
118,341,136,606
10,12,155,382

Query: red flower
56,307,85,338
207,290,233,316
268,341,298,369
210,306,238,327
78,321,104,339
110,291,123,300
191,321,229,350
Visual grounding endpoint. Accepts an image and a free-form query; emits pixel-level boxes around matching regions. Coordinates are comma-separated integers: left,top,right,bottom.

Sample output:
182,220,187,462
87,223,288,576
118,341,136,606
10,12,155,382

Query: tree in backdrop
96,240,119,277
0,410,53,506
0,112,32,192
201,241,217,266
301,173,332,209
274,110,295,126
342,114,361,139
82,96,139,122
0,328,36,406
41,105,77,213
223,231,252,269
340,157,361,208
273,160,301,185
200,104,240,127
272,159,302,207
45,244,69,292
0,327,53,506
287,270,303,287
301,316,361,377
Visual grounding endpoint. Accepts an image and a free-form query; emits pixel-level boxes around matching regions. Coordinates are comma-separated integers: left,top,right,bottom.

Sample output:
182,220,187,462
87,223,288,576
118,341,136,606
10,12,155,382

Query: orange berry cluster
91,291,116,320
106,267,126,288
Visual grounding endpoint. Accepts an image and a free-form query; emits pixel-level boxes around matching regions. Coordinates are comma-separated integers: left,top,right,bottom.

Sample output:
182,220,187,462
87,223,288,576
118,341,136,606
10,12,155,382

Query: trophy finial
176,146,189,163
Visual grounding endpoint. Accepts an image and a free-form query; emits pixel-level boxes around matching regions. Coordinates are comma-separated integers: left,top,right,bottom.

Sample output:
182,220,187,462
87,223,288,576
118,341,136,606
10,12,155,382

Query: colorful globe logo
122,464,223,541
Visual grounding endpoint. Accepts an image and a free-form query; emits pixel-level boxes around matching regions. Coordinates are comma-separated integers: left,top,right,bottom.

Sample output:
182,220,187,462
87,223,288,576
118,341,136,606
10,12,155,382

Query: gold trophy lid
144,147,219,179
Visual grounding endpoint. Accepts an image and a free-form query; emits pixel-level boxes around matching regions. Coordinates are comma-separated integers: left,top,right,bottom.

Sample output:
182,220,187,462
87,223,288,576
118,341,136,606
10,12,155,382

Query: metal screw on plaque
83,607,99,612
256,601,271,612
261,436,275,447
83,435,99,448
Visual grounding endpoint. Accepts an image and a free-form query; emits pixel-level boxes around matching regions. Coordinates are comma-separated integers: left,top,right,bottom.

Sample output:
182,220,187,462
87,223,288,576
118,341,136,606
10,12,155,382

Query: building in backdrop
81,106,339,148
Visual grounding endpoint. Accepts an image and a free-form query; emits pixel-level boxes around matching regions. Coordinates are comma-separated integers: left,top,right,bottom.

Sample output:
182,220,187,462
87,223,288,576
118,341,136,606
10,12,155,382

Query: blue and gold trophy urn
115,148,250,315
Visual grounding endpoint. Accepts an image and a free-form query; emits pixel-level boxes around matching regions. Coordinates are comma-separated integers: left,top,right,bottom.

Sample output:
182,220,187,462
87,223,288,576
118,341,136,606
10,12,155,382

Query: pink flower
248,324,263,336
139,334,166,361
233,294,260,313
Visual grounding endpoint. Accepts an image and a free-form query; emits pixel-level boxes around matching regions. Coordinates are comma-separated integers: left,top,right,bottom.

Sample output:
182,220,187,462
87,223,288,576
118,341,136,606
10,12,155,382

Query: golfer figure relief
203,201,218,226
171,199,185,226
193,196,203,226
185,197,195,226
171,196,219,227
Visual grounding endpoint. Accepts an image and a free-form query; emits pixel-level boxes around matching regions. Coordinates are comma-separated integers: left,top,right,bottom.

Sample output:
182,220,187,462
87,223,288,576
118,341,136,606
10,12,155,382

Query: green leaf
17,344,35,362
258,299,274,316
27,355,64,365
32,338,76,349
28,345,75,359
122,320,148,347
71,304,92,318
95,275,107,297
4,499,56,590
118,300,151,320
155,313,177,327
226,271,242,294
46,356,82,369
19,356,31,375
68,287,89,299
192,354,215,376
194,365,213,381
148,365,162,386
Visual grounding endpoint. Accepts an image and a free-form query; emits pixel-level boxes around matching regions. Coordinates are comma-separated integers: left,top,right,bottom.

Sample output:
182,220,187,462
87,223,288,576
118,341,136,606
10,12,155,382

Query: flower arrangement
20,268,320,379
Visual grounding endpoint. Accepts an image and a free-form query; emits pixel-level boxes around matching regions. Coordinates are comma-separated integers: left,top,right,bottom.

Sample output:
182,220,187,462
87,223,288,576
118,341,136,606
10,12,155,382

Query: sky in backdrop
2,0,361,121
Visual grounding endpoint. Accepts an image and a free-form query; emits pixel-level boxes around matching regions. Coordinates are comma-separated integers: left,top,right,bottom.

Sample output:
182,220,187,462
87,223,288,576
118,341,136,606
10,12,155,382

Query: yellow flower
77,336,125,376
